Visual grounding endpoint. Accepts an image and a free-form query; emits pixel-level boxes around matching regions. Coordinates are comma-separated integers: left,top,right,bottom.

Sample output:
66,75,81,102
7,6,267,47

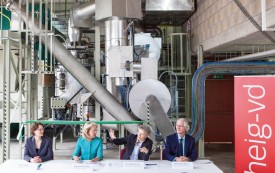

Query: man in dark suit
109,125,153,161
164,118,198,162
24,122,53,162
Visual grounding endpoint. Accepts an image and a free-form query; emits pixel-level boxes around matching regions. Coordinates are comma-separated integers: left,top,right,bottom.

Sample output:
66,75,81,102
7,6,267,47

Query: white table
0,159,223,173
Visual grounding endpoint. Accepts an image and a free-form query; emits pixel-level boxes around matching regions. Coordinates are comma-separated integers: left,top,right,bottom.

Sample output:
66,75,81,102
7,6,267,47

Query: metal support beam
2,32,11,162
94,26,101,137
197,45,204,158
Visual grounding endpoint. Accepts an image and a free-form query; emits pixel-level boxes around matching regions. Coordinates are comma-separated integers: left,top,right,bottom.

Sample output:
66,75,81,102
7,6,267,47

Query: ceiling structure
28,0,275,54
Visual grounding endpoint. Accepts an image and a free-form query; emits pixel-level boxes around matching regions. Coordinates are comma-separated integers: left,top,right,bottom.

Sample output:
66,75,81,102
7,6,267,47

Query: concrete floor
0,134,235,173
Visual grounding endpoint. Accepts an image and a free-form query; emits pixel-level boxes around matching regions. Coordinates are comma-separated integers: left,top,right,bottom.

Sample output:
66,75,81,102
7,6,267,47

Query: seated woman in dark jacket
24,122,53,163
109,125,153,161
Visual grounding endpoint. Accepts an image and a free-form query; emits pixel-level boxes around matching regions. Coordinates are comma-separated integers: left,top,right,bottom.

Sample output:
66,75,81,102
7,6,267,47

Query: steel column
2,33,11,162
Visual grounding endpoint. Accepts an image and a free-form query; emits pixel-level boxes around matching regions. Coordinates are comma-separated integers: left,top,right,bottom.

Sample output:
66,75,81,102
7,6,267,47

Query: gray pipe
9,1,137,134
222,48,275,62
73,1,96,20
68,19,82,42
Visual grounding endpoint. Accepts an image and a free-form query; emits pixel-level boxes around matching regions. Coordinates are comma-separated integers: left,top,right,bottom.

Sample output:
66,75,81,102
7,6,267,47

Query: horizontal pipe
222,48,275,62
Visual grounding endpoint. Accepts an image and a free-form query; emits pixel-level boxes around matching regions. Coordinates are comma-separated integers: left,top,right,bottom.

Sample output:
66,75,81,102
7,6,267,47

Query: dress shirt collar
177,134,186,141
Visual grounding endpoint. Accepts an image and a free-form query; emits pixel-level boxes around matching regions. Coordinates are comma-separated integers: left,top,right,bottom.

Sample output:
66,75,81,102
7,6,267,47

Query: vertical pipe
171,34,174,71
18,0,23,157
105,18,127,94
94,26,101,136
104,18,128,124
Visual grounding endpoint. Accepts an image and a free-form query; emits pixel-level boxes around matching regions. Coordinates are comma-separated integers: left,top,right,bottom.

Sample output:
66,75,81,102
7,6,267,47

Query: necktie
178,138,183,156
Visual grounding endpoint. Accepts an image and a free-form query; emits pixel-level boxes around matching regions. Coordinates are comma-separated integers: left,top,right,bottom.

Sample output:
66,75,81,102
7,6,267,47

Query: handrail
17,120,145,140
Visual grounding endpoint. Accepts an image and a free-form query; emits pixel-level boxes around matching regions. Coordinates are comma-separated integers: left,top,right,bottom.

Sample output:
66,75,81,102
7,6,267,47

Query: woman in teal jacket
73,122,103,162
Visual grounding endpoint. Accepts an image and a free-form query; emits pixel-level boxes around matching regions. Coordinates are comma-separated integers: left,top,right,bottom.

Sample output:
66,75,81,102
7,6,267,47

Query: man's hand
175,156,189,162
140,147,149,154
108,129,116,140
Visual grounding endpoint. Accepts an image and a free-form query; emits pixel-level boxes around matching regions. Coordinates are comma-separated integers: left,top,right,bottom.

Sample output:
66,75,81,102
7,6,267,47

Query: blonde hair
82,122,98,140
177,118,190,132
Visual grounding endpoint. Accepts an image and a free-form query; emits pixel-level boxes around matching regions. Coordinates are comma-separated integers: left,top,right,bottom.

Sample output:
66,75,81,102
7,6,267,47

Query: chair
162,149,165,160
120,148,126,160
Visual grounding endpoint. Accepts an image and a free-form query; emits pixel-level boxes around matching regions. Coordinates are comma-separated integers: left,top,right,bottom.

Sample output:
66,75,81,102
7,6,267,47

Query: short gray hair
177,118,190,132
138,125,151,135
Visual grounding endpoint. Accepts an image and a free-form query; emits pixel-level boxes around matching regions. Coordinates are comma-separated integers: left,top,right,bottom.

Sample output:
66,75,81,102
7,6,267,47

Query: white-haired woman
164,118,198,162
73,122,103,162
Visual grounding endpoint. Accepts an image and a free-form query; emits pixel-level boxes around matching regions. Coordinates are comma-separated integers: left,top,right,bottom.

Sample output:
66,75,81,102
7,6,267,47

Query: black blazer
112,134,153,161
24,136,54,162
164,133,198,161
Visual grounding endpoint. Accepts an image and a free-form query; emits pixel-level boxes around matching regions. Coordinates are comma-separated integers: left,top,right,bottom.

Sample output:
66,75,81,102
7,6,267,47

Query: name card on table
172,162,193,170
72,163,94,172
123,161,144,169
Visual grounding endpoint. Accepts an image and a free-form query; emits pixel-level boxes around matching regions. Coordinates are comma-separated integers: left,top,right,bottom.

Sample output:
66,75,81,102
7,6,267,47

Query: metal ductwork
143,0,195,26
73,1,96,20
69,1,95,29
8,1,138,134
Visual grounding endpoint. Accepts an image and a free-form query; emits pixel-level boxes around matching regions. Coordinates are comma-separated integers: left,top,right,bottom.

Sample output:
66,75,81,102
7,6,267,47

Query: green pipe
17,120,145,140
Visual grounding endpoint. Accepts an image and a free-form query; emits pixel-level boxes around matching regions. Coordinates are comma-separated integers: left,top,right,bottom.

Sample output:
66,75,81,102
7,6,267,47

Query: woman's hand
90,157,100,162
73,156,80,162
140,147,149,154
30,156,42,163
108,129,116,140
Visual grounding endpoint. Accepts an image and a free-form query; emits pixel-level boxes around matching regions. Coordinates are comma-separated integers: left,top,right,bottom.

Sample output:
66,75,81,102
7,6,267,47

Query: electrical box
51,97,66,109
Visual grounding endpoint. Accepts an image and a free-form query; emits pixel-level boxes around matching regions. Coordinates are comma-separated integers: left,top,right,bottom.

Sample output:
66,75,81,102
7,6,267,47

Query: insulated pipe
68,19,82,42
222,48,275,62
104,19,127,94
133,62,141,73
191,62,275,142
73,1,96,20
9,1,137,134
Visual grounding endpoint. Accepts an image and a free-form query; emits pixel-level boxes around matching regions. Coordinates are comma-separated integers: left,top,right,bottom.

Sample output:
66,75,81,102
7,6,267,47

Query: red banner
235,76,275,173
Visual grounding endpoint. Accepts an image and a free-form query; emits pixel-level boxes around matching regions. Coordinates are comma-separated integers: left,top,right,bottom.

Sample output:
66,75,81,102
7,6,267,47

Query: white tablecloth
0,159,223,173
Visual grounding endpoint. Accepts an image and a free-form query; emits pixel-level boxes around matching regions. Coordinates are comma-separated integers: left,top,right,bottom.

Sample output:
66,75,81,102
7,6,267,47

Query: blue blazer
164,133,198,161
112,134,153,161
24,136,53,162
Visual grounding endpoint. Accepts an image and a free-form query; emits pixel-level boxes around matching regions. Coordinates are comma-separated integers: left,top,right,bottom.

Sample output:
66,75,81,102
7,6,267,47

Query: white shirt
130,140,144,160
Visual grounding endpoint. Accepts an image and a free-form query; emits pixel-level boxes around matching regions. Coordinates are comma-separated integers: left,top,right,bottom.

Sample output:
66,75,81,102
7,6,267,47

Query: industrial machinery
0,0,195,161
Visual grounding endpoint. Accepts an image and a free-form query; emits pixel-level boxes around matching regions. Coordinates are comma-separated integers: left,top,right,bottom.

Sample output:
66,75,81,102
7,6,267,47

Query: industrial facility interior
1,0,275,172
